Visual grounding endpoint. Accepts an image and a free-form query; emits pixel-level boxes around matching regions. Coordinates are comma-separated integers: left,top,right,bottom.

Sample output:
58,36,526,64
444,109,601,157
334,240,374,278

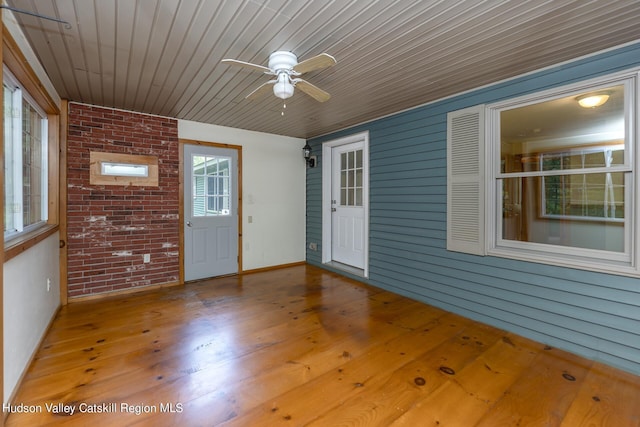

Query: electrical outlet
309,242,318,251
143,253,151,263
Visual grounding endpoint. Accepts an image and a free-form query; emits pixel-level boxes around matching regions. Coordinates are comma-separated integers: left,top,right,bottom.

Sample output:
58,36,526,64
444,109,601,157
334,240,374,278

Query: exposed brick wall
66,103,180,298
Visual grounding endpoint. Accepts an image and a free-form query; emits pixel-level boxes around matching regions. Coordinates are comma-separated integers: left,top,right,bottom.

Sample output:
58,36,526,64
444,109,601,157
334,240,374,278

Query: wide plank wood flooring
5,264,640,426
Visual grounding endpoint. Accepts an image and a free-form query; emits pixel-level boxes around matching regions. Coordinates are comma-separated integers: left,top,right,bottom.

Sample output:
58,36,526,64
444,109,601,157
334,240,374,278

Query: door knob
186,221,193,227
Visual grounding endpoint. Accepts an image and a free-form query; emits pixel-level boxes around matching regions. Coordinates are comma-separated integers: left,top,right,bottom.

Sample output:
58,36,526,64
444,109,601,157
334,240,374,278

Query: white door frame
322,131,369,277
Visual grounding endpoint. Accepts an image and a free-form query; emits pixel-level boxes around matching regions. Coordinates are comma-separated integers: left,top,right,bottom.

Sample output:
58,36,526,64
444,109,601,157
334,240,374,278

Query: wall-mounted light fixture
303,143,316,168
576,92,610,108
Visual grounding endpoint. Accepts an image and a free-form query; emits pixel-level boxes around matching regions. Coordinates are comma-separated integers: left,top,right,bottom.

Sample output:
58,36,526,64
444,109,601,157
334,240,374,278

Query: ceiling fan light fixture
576,92,610,108
273,73,294,99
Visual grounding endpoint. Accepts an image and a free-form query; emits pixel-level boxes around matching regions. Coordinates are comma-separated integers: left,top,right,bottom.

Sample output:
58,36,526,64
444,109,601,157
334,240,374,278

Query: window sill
4,224,59,263
488,245,637,278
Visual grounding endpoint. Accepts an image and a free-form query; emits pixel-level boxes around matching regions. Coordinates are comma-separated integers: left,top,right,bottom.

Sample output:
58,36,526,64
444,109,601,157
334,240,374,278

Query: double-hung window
488,75,634,272
4,66,49,241
447,70,638,276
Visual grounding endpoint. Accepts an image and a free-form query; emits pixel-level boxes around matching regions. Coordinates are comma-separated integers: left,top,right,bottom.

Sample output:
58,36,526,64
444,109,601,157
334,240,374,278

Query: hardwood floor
5,264,640,426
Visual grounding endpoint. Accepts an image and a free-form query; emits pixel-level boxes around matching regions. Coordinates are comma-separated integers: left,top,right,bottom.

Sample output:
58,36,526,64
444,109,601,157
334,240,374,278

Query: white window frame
4,66,49,241
485,70,638,276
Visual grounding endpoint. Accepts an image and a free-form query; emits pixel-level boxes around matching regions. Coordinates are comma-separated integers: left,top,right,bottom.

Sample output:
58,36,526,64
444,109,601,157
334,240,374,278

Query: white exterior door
184,144,239,281
329,139,367,270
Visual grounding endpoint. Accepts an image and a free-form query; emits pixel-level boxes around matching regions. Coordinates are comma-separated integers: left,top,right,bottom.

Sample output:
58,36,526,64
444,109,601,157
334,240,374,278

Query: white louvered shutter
447,105,485,255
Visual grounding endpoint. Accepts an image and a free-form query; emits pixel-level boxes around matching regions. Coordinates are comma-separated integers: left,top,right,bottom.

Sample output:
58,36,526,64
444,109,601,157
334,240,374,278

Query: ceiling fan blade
293,79,331,102
245,80,276,100
293,53,336,74
221,58,272,74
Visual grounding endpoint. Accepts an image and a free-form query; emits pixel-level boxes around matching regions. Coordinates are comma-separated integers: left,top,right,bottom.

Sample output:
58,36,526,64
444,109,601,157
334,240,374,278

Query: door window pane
339,148,364,207
192,155,232,216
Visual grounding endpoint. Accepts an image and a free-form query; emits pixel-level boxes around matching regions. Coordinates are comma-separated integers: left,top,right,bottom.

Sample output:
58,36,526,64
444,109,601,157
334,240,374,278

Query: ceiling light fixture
273,72,294,100
576,92,610,108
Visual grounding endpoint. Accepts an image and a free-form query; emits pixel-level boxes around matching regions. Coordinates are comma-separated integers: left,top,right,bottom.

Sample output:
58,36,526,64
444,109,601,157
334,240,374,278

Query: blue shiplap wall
306,42,640,375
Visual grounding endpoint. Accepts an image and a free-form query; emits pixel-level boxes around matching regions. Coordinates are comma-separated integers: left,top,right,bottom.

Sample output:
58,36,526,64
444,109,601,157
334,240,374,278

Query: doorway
183,143,240,281
322,132,369,277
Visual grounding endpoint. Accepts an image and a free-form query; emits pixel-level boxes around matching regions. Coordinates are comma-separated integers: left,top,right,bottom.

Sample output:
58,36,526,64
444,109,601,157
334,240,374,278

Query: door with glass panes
331,142,365,269
183,144,238,281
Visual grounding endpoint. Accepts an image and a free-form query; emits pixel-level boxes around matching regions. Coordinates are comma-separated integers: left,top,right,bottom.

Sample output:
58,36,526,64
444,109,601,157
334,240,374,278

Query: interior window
495,80,631,259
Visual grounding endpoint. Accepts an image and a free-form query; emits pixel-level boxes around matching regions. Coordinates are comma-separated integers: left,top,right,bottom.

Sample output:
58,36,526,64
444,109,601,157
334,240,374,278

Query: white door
331,142,366,269
184,144,239,281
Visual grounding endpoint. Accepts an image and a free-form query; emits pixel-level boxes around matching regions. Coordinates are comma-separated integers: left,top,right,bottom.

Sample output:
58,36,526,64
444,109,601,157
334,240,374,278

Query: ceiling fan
221,51,336,103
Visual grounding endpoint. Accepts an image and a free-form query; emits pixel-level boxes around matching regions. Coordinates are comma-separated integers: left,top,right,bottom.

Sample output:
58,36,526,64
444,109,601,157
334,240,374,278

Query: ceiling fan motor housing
269,51,298,72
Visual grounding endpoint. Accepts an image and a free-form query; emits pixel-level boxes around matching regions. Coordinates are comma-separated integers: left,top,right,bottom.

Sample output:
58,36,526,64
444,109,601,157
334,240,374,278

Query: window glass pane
219,177,231,196
193,175,205,196
539,147,625,172
348,151,354,168
4,85,15,233
355,189,363,206
218,158,230,176
341,152,346,169
192,156,205,174
220,196,230,213
356,150,363,168
542,172,624,219
193,196,206,216
22,100,44,227
205,157,217,175
207,195,216,212
501,175,625,252
500,85,625,174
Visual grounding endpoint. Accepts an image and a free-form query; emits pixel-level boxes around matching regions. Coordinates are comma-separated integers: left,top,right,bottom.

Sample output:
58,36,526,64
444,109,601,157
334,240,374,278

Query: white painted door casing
322,132,370,277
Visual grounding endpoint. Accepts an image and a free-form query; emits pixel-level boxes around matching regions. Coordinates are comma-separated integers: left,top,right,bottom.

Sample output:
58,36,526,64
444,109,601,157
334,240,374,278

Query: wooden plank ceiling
6,0,640,138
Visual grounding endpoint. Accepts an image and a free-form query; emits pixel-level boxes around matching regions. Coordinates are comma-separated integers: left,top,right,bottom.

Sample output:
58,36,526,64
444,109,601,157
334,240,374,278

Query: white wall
179,121,307,270
3,233,61,400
